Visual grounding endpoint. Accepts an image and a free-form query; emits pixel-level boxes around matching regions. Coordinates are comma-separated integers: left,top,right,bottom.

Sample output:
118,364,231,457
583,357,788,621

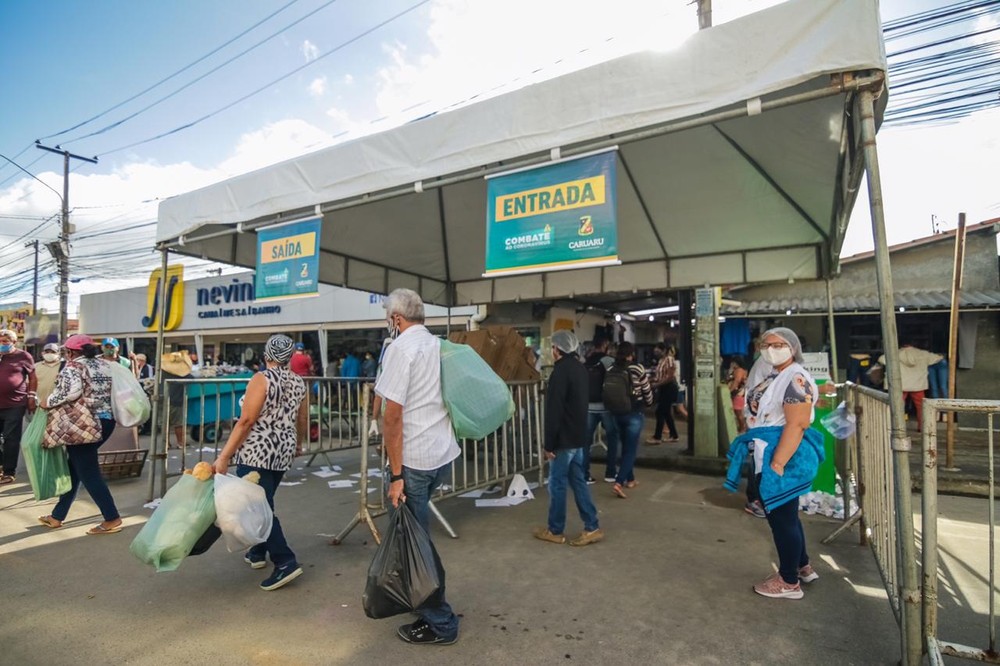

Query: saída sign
255,216,322,301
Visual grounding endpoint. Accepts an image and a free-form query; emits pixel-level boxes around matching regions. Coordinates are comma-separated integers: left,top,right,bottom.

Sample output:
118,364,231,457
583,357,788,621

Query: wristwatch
389,472,404,483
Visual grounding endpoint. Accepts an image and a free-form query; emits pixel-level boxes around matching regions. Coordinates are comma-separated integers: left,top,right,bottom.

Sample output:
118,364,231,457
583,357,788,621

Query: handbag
43,361,103,448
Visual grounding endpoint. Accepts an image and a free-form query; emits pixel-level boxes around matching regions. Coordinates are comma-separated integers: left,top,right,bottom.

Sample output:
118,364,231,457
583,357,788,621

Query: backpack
586,357,607,403
602,365,633,415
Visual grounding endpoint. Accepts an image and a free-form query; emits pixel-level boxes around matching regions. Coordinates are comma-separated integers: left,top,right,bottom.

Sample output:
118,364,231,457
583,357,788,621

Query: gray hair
0,329,17,341
384,288,425,323
761,326,804,363
551,330,579,355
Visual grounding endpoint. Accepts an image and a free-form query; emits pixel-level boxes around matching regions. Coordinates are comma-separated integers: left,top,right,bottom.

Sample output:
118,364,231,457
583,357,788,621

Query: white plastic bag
820,401,857,439
107,362,151,428
213,473,273,552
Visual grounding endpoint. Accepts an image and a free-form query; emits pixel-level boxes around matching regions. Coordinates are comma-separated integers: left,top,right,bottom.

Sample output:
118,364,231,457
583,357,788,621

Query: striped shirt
375,324,460,471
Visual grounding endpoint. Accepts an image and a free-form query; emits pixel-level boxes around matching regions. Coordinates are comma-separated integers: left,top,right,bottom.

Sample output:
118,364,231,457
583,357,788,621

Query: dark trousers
237,464,297,569
53,419,120,522
0,406,26,476
747,467,761,504
653,383,679,440
402,464,459,639
765,495,810,585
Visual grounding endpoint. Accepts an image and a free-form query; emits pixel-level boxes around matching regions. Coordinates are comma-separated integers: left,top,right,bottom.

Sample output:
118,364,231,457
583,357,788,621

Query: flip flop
0,474,15,485
38,515,62,529
87,524,123,535
612,483,627,499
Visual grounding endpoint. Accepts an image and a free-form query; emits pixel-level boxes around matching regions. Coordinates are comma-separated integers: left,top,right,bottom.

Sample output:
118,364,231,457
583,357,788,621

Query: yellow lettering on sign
260,232,317,264
495,175,605,222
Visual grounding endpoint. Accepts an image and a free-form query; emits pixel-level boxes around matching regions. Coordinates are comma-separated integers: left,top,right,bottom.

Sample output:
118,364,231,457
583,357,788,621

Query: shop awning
722,289,1000,315
156,0,886,307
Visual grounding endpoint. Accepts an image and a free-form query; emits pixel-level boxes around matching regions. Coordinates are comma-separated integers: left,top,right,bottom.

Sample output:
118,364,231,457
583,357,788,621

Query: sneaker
397,621,458,645
533,527,566,544
753,573,803,600
260,564,303,591
569,528,604,547
744,500,766,519
244,551,267,569
603,476,616,483
585,476,596,485
645,437,663,445
798,564,819,583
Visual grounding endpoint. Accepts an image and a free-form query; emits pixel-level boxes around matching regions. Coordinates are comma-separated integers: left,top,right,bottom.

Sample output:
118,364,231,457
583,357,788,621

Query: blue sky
1,0,997,313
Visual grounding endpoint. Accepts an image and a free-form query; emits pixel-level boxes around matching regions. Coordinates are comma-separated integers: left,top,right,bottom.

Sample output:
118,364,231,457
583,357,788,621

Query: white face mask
42,352,59,363
386,315,400,339
761,346,793,366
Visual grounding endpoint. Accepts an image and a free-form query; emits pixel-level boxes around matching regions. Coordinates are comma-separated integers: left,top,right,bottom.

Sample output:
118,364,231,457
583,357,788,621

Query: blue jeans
0,406,26,476
402,464,459,640
547,448,599,534
613,411,644,485
584,410,619,480
928,359,948,399
53,419,119,522
765,496,809,584
236,464,297,570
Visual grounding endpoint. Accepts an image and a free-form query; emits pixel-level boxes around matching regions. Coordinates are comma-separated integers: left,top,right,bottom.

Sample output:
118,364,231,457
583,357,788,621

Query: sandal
625,480,639,489
612,483,627,499
644,438,663,445
38,515,62,529
87,523,123,535
0,474,15,485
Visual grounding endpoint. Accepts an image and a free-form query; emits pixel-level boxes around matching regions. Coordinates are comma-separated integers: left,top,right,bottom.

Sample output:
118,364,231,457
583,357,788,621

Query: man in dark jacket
533,330,603,547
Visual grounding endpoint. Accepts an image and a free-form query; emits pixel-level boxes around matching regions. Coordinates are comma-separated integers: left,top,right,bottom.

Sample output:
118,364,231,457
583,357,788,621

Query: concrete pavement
0,443,905,666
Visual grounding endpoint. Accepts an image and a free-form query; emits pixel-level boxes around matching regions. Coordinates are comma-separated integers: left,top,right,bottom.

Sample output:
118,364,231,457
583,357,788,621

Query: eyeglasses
759,342,790,350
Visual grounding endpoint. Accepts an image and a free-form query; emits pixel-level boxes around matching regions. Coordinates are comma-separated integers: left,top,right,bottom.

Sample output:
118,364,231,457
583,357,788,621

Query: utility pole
697,0,712,29
35,142,98,340
24,239,39,312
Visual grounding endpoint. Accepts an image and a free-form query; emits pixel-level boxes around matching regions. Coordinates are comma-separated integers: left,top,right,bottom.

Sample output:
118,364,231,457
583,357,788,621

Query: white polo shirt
375,324,460,471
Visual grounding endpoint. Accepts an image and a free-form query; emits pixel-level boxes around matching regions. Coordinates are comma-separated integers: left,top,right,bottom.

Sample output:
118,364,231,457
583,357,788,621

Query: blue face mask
0,344,12,353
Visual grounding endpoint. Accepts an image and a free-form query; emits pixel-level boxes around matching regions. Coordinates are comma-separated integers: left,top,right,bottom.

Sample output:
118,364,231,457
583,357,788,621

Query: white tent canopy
157,0,887,307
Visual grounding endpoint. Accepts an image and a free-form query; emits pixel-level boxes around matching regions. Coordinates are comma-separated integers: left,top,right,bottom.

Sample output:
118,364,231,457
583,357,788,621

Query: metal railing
332,380,545,545
922,398,1000,664
847,382,903,622
148,376,372,499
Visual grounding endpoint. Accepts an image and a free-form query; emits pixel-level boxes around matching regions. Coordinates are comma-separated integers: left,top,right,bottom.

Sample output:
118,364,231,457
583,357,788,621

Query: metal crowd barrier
843,383,903,623
922,398,1000,665
148,376,371,500
331,380,545,545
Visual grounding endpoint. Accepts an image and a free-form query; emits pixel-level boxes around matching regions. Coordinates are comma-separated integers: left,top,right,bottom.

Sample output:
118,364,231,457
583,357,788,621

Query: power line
98,0,431,156
41,0,304,143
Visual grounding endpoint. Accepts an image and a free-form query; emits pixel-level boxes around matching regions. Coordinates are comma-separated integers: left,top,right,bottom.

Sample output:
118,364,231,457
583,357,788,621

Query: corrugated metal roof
721,289,1000,315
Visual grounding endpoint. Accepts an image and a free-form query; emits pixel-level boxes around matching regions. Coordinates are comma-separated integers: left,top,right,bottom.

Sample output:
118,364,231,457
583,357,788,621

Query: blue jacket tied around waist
724,425,825,512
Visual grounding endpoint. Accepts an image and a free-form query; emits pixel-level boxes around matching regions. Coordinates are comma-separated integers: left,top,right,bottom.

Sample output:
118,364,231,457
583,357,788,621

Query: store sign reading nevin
254,216,322,301
195,279,281,320
484,149,619,277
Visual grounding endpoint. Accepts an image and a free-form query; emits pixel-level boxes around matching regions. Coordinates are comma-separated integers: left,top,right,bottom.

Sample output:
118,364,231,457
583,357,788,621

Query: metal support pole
922,400,940,646
146,249,170,502
826,278,839,383
697,0,712,30
858,87,922,666
24,239,39,314
945,213,966,469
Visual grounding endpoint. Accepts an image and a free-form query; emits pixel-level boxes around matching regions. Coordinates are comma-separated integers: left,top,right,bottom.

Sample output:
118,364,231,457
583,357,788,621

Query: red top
0,349,35,409
289,352,313,377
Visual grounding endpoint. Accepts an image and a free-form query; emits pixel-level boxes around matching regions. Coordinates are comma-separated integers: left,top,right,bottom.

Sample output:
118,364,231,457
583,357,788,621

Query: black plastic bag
362,502,444,619
188,524,222,557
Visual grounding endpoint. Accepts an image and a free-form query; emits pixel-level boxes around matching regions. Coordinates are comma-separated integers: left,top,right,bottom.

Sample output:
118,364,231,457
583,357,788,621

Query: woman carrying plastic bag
21,411,72,501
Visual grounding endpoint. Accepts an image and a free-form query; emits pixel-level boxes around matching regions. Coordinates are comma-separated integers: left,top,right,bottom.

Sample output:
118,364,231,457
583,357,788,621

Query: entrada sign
484,150,619,277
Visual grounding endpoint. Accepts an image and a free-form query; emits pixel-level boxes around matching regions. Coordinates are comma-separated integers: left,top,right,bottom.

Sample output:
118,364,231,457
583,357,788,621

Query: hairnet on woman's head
761,327,804,363
551,330,579,355
264,334,295,364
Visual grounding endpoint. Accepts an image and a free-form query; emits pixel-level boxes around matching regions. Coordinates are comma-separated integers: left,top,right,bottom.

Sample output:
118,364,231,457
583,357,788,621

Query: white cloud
301,39,319,62
216,119,334,177
309,76,328,97
343,74,354,85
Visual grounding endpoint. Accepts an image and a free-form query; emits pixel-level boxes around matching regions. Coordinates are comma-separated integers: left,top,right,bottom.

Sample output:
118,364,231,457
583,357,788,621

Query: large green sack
22,412,72,501
130,474,216,572
439,340,515,440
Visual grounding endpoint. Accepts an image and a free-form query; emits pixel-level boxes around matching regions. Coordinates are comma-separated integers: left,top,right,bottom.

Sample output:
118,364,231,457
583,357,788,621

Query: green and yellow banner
484,150,619,276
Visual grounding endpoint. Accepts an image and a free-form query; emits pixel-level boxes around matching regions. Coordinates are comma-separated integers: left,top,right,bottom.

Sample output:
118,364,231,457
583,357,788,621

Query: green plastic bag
130,474,216,572
21,411,72,501
440,340,515,440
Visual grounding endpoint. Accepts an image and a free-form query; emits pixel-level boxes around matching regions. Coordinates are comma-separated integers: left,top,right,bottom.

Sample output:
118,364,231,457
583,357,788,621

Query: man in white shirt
879,341,944,433
375,288,460,646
